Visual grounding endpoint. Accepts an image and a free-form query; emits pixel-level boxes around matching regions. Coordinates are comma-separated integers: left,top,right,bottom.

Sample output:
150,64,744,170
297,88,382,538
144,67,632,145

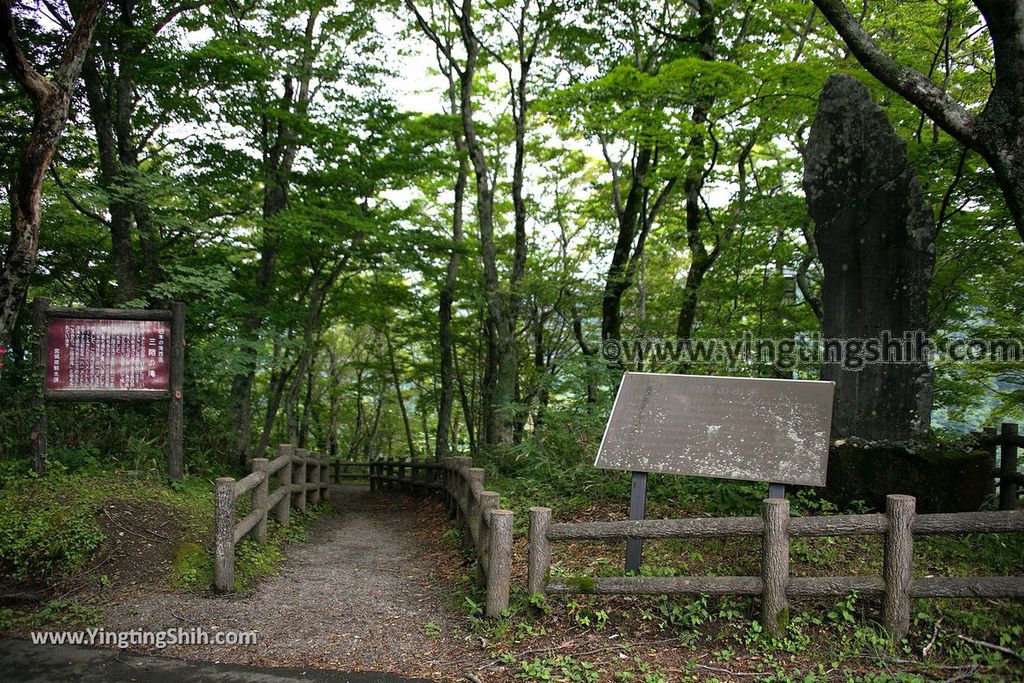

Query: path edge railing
528,495,1024,642
974,422,1023,510
214,444,329,591
368,458,443,493
439,456,513,618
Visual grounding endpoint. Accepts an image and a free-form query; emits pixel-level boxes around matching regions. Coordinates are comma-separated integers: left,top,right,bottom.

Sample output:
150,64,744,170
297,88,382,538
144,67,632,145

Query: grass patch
0,463,328,630
169,504,323,592
0,469,210,584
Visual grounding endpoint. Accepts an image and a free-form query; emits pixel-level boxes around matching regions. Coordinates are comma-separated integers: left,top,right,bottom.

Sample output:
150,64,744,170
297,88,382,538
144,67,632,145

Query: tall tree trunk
453,342,476,456
0,0,105,346
327,347,341,457
407,0,524,449
674,0,721,357
602,147,651,342
228,8,320,466
364,391,384,460
255,339,297,458
348,366,366,458
457,29,515,447
83,56,142,303
436,65,468,461
385,330,417,461
76,0,185,304
299,353,315,448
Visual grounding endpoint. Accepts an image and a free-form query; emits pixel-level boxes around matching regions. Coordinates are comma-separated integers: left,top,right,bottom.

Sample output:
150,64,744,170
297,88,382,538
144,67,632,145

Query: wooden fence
528,495,1024,641
332,459,373,481
214,444,329,591
974,422,1023,510
369,458,444,493
439,456,513,618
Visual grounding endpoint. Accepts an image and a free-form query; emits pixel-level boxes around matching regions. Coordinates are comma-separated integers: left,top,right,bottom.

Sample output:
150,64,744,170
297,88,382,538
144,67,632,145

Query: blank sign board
595,372,835,486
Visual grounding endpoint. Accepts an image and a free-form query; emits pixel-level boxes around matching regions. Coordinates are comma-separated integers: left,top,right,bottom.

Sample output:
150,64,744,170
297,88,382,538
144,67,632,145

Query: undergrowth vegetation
435,412,1024,682
0,454,327,631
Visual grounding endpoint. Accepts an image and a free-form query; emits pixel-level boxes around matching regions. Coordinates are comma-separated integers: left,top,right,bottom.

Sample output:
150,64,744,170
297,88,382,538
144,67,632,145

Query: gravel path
103,487,490,682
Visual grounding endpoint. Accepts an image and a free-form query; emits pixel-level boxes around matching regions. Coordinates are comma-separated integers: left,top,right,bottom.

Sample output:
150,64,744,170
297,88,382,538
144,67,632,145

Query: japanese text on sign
46,319,170,392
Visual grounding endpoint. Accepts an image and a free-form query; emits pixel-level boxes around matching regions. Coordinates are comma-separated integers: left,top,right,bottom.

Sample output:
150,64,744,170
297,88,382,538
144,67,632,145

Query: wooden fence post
214,477,236,591
485,509,513,618
455,457,472,528
466,467,485,550
1001,423,1018,510
761,497,790,637
477,491,500,586
453,464,465,529
448,459,458,514
318,453,325,498
278,444,293,527
321,453,330,503
167,302,185,480
295,448,308,513
528,507,552,596
252,458,269,543
309,452,321,506
30,297,49,475
883,494,915,643
442,458,453,514
984,426,998,504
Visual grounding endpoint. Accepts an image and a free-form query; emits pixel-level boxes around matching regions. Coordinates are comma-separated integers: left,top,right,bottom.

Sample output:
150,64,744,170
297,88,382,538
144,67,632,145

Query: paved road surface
0,637,433,682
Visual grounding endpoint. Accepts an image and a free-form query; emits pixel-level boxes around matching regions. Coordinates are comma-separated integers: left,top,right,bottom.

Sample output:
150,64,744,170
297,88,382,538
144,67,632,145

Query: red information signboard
46,318,170,392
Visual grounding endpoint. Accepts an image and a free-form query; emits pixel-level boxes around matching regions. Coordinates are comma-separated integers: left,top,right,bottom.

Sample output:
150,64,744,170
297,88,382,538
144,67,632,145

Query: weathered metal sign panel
45,318,170,393
595,372,835,486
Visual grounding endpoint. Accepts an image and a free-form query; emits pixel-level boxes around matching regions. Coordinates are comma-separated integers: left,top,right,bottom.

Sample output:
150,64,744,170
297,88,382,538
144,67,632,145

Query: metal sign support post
625,470,648,572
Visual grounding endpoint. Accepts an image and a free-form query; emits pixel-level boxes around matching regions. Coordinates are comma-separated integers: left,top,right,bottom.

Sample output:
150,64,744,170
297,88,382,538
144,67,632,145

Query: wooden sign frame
30,297,185,479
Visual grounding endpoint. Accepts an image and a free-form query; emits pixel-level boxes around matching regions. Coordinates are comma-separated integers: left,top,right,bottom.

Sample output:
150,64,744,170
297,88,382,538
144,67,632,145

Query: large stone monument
804,73,935,443
803,75,991,512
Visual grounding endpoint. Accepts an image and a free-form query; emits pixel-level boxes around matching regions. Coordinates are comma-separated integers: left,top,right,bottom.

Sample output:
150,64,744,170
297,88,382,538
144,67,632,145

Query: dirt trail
102,487,490,682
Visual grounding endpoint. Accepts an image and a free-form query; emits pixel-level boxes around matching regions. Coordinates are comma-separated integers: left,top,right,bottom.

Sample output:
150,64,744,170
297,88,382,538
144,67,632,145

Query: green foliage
233,539,286,592
170,540,211,590
0,473,107,581
0,600,101,630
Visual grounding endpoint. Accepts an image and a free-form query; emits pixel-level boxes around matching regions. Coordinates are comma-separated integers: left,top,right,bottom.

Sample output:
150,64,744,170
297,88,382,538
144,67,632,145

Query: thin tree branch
49,166,112,227
812,0,978,147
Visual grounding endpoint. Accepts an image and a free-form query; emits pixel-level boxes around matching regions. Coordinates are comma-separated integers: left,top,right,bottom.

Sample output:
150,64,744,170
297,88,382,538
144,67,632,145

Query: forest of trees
1,0,1022,476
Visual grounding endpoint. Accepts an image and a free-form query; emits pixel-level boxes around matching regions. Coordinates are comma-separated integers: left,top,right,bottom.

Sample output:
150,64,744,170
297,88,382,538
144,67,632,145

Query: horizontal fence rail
214,444,329,591
528,495,1024,642
973,422,1021,510
369,458,444,493
440,456,513,618
332,459,373,481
